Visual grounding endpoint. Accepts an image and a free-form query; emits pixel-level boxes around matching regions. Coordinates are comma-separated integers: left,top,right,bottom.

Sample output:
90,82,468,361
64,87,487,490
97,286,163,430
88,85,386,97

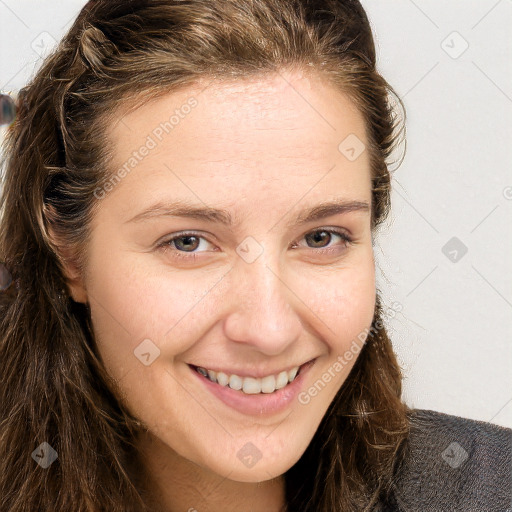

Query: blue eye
156,228,354,261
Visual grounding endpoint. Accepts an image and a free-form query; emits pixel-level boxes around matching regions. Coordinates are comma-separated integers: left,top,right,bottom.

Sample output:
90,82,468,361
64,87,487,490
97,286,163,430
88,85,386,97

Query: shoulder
387,408,512,512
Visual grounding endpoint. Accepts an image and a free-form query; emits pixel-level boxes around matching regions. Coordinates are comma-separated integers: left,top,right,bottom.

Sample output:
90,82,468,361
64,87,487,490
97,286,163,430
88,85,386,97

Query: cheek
301,258,376,340
85,251,221,380
297,257,376,392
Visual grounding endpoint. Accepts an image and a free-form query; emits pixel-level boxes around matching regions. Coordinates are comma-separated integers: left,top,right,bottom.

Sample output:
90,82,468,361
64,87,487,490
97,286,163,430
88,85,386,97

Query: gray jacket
380,408,512,511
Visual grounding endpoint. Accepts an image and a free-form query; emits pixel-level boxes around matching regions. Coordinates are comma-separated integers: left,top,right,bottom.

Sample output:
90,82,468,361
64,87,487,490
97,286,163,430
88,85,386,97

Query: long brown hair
0,1,412,510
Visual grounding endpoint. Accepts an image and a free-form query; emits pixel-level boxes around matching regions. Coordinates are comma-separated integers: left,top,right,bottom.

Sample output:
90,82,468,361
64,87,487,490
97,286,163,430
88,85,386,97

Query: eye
156,231,214,261
293,228,354,254
156,228,354,261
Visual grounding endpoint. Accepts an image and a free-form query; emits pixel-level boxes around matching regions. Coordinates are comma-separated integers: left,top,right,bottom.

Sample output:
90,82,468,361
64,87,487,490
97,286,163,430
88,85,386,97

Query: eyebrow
124,197,370,228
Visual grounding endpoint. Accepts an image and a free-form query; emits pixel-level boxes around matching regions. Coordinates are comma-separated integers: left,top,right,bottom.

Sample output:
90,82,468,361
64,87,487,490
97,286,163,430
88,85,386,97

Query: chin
201,449,293,483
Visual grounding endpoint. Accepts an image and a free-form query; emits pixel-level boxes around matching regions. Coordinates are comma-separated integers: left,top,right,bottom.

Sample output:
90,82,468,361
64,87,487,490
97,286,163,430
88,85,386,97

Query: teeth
275,371,289,390
194,364,301,394
260,375,276,393
229,374,242,391
216,371,229,386
288,366,299,381
242,377,260,394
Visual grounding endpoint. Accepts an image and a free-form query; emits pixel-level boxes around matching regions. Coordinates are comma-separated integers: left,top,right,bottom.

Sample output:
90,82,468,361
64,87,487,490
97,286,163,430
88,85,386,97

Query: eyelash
156,228,354,261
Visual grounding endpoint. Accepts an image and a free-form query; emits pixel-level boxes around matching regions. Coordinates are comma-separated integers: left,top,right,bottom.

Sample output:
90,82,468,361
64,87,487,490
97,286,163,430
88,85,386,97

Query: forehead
103,70,371,213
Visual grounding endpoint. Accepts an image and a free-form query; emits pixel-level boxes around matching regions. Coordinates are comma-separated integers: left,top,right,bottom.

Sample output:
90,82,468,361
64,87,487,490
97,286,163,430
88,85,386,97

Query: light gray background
1,1,511,428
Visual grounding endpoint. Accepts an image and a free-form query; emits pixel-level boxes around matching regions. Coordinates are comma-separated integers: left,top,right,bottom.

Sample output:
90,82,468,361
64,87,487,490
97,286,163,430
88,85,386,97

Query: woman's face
73,70,376,483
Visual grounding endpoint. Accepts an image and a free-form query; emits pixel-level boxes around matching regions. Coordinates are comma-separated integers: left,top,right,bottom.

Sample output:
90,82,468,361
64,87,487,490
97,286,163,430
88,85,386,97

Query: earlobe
65,274,89,305
46,223,89,305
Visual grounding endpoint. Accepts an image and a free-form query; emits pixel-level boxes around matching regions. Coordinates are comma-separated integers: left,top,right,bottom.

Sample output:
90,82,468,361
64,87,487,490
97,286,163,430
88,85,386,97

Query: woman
0,1,510,511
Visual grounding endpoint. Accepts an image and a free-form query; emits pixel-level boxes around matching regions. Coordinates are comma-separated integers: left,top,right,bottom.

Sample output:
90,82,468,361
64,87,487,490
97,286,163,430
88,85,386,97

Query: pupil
308,230,329,248
177,236,198,251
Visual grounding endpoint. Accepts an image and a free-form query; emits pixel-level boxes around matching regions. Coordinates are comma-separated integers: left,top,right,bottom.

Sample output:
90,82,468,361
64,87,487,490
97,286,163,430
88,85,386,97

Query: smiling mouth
188,359,315,395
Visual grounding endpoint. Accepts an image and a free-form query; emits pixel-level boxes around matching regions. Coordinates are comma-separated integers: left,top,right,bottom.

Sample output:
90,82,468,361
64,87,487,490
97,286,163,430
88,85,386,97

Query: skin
57,69,376,512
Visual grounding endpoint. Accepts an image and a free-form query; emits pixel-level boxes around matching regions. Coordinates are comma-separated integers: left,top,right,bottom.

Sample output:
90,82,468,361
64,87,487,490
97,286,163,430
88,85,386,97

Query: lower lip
189,359,316,416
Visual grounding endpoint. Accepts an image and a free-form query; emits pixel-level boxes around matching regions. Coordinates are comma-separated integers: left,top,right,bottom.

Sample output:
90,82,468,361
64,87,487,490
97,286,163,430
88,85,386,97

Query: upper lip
189,358,315,379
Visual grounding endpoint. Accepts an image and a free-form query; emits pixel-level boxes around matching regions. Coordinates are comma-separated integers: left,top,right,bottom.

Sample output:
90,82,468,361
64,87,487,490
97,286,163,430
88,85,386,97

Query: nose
222,256,303,356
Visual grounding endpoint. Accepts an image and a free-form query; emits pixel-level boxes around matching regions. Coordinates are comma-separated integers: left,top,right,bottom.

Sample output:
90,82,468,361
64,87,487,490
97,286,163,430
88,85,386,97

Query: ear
45,212,89,305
